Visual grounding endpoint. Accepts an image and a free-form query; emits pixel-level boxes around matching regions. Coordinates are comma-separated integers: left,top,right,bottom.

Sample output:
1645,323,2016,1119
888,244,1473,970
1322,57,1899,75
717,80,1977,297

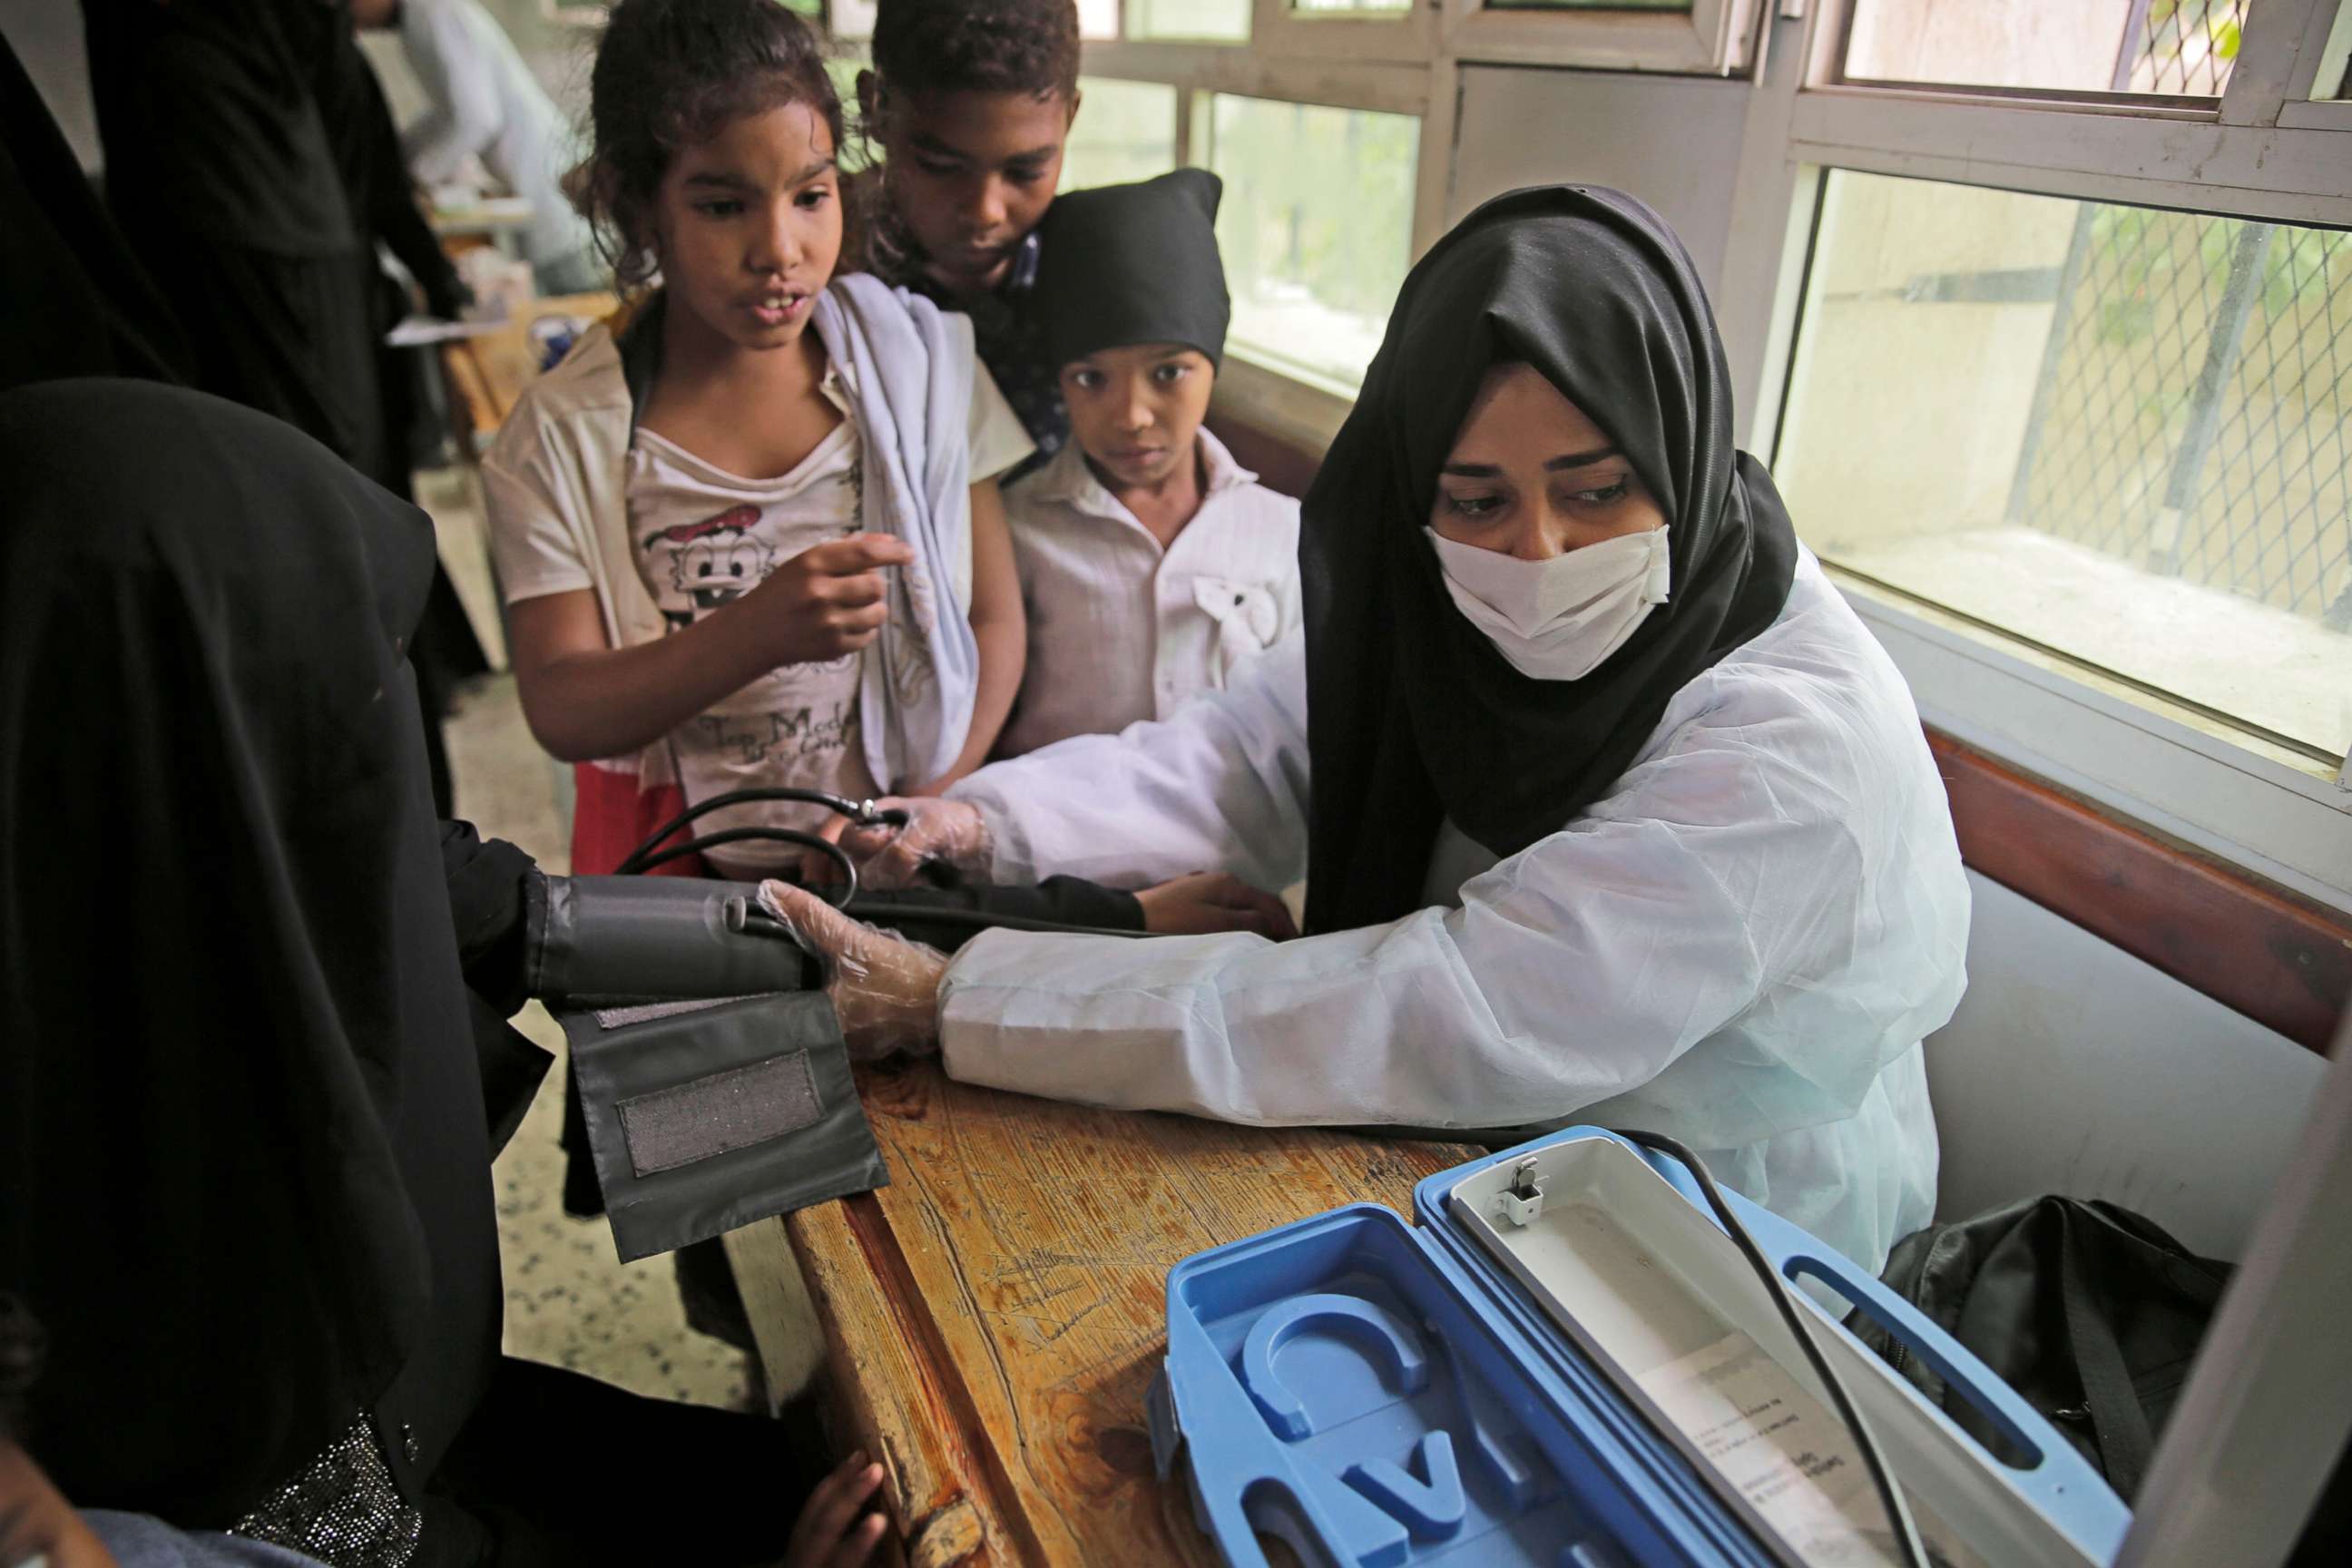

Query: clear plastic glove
759,881,948,1061
1135,872,1300,940
835,797,994,891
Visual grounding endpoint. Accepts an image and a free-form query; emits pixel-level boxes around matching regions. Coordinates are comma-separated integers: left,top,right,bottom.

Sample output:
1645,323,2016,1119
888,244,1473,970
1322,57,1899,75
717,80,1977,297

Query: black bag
1848,1195,2227,1501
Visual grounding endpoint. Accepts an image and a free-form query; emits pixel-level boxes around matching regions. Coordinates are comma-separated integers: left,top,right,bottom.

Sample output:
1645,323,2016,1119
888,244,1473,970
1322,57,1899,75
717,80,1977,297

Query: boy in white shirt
997,170,1302,758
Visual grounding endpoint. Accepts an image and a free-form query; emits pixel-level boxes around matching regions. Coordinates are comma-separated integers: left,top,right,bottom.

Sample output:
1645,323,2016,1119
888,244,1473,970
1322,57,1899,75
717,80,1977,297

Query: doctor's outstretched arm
845,636,1314,896
772,705,1963,1142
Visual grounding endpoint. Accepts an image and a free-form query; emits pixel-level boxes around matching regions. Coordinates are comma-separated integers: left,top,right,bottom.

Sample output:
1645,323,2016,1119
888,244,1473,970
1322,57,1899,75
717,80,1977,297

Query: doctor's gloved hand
835,797,993,891
758,881,947,1062
1136,872,1299,940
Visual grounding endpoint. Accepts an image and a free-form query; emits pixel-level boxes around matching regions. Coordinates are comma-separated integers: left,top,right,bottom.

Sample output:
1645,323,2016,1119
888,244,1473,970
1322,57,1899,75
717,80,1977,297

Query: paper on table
1635,1332,1987,1568
385,315,508,348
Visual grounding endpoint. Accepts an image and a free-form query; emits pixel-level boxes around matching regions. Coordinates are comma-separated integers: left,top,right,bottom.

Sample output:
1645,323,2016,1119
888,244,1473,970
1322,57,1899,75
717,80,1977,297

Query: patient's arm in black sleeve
440,818,553,1153
441,818,539,1012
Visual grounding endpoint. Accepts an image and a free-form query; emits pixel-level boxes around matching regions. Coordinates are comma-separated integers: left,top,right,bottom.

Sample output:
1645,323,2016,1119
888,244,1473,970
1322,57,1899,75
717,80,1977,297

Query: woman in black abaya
82,0,485,813
0,381,883,1568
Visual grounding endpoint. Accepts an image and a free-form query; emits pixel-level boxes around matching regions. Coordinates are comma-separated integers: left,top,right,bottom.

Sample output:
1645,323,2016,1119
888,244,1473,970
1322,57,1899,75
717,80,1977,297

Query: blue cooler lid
1153,1198,1780,1566
1152,1126,2131,1568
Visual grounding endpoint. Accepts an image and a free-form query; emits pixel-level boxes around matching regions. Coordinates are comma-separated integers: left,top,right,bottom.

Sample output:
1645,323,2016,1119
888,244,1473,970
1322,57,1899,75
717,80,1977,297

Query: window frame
1191,86,1430,422
1059,73,1186,188
1781,0,2352,212
818,0,879,39
1076,25,1436,432
813,0,2352,897
1075,0,1776,405
1833,572,2352,914
1826,0,2249,103
1438,0,1763,75
1716,0,2352,909
2278,0,2352,126
1250,0,1438,65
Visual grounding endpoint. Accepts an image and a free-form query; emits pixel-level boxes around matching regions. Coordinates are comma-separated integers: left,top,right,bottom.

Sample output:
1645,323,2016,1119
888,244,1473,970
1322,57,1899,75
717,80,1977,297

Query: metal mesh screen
2007,205,2352,629
2123,0,2250,97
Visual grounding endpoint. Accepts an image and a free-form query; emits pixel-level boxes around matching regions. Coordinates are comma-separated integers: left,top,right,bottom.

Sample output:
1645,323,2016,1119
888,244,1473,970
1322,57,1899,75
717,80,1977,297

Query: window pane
1209,96,1417,390
1062,77,1179,189
1132,0,1250,44
1078,0,1120,38
830,0,877,41
1844,0,2253,97
1776,171,2351,757
2316,0,2352,98
1481,1,1690,10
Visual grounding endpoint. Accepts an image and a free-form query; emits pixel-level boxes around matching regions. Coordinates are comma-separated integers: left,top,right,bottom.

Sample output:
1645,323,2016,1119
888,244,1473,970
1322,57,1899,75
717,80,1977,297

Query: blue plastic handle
1586,1132,2132,1564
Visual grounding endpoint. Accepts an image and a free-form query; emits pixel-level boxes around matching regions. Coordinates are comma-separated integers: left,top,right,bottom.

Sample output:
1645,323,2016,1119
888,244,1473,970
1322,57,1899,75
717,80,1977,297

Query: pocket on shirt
1192,576,1285,681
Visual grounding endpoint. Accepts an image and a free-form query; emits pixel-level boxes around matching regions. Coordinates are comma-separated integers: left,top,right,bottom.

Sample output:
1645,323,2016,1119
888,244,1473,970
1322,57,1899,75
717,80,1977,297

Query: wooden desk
438,292,619,446
725,1061,1479,1568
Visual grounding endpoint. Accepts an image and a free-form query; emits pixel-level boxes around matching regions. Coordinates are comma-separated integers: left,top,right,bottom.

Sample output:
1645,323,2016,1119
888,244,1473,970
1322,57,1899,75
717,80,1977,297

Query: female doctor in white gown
762,186,1969,1275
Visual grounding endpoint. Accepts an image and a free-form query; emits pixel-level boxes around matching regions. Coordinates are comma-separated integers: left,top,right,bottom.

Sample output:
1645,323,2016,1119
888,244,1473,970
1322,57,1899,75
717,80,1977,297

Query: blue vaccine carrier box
1147,1128,2131,1568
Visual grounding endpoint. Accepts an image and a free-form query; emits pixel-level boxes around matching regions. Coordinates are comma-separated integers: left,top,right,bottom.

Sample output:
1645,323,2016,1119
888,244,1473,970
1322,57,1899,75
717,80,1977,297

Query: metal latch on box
1498,1155,1546,1228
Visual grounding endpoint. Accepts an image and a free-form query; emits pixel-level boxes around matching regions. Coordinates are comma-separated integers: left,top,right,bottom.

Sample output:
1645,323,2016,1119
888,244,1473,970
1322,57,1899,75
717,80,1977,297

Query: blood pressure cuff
559,991,887,1263
526,872,1137,1253
526,873,822,1004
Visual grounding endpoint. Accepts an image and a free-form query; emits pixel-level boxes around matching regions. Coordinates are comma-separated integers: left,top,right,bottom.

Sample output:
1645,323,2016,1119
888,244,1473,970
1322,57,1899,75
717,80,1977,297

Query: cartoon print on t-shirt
645,504,771,632
693,701,857,768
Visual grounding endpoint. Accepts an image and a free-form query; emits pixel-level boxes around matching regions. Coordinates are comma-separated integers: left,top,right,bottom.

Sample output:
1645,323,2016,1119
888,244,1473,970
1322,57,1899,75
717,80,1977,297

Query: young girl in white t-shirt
484,0,1028,879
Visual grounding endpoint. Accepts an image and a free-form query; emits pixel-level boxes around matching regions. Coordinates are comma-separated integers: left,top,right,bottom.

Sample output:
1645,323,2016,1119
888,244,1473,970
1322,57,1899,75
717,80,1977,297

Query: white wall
1,0,99,172
1447,64,1749,298
1926,874,2328,1261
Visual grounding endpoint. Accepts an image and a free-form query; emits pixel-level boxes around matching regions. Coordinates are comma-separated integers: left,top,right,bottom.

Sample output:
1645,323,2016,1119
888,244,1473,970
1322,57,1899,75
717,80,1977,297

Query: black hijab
0,383,504,1524
1301,186,1800,935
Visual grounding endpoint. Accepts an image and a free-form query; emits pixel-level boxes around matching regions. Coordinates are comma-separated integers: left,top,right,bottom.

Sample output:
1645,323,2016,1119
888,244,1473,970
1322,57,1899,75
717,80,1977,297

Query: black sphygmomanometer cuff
561,991,886,1263
528,873,824,1001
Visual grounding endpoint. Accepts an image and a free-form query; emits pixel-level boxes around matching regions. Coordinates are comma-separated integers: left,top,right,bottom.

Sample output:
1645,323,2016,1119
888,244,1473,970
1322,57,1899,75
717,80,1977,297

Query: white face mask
1424,524,1672,681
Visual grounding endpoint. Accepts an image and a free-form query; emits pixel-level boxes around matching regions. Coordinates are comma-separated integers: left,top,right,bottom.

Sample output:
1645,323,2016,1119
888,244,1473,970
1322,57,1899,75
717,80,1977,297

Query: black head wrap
1301,186,1800,935
0,382,502,1522
1034,169,1230,368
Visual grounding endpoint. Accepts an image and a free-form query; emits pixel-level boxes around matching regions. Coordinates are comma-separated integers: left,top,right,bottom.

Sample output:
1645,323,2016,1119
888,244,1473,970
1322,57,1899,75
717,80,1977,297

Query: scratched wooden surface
730,1059,1478,1567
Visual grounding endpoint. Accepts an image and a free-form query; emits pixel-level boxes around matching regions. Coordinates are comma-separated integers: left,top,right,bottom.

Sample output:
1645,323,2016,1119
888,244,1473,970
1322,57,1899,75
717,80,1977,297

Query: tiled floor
426,466,825,1412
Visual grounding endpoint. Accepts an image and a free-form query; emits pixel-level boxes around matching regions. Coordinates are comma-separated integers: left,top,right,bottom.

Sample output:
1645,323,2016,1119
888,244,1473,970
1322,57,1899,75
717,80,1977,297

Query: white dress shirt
997,427,1301,756
940,551,1968,1274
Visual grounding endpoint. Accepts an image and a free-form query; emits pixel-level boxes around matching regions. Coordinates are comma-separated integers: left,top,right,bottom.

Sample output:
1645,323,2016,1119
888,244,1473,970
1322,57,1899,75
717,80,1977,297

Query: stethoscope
616,787,1144,938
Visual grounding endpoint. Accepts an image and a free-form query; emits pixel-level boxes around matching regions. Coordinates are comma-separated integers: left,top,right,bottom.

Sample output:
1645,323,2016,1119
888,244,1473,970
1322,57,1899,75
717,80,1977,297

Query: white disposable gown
939,551,1969,1273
